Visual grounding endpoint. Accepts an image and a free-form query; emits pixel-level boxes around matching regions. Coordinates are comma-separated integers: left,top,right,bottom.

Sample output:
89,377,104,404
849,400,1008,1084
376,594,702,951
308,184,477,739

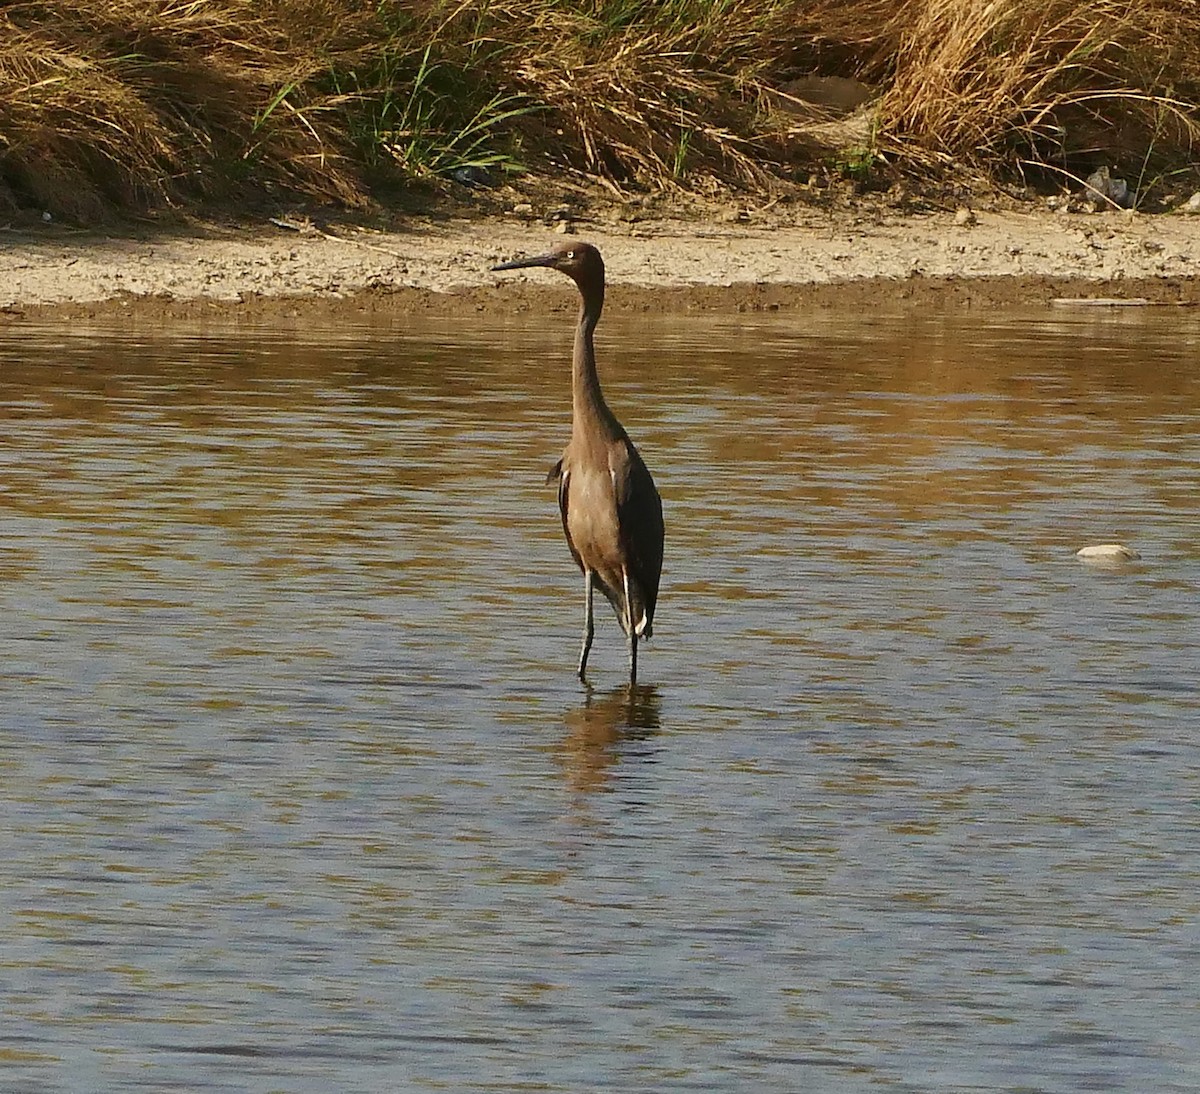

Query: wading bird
492,242,663,684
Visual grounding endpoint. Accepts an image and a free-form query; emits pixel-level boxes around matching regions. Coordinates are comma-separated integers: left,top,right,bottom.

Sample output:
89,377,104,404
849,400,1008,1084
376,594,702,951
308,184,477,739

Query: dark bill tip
491,253,555,272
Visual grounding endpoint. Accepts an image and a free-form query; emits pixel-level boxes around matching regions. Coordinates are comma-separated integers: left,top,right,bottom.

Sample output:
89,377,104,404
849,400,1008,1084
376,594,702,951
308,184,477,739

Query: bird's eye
566,250,575,259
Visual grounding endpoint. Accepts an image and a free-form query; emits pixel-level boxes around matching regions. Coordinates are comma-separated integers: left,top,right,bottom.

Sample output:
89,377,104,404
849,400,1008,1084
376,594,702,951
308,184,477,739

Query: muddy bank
3,208,1199,321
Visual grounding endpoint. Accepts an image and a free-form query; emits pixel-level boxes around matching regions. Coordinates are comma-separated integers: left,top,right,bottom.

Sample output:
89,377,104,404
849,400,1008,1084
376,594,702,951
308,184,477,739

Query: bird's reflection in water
557,684,661,794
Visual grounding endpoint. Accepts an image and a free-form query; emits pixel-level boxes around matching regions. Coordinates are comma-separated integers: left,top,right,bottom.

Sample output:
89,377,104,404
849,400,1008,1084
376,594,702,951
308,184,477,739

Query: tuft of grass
873,0,1200,187
0,0,368,217
1,0,1198,219
329,42,537,180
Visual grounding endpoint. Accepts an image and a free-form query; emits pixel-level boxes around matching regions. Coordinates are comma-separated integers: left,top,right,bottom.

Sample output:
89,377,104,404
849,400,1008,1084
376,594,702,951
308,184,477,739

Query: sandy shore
3,207,1199,320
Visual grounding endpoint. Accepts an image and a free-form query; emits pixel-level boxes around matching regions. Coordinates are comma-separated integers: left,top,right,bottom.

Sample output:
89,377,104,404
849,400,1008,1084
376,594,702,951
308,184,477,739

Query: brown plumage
492,241,664,683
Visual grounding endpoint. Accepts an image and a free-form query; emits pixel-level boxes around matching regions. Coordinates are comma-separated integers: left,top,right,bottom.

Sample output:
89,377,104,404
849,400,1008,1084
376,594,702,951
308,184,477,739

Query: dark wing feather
612,440,664,635
551,456,584,573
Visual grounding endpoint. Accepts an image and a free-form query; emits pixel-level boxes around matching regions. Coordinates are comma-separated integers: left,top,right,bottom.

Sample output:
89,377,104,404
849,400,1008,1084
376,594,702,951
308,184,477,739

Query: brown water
1,308,1198,1092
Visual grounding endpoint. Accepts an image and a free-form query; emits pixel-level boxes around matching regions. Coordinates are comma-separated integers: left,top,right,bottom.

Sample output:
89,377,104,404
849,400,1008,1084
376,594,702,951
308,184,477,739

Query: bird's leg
577,570,595,681
623,568,638,685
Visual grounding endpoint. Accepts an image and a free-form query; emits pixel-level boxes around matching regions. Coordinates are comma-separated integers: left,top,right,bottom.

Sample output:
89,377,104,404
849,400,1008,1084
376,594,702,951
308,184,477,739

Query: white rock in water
1076,543,1139,562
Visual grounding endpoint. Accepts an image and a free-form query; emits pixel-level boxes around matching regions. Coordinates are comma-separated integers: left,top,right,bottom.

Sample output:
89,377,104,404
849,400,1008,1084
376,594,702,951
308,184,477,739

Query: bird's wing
610,441,664,633
555,457,584,573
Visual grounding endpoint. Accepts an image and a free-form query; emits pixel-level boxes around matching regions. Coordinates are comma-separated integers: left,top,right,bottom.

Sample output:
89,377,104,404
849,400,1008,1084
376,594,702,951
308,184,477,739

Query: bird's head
492,241,604,287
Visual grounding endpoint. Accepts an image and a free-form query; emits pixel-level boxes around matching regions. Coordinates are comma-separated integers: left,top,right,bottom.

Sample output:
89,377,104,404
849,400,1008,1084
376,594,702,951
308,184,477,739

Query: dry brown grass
0,0,368,218
413,0,902,189
0,0,1197,219
875,0,1200,185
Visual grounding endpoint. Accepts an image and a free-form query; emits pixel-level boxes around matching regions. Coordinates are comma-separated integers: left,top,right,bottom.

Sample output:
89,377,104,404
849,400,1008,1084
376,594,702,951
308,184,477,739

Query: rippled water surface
1,305,1198,1092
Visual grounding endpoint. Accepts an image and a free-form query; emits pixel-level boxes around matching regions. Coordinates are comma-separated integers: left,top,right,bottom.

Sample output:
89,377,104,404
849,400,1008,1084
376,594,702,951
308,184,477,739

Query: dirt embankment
3,206,1200,321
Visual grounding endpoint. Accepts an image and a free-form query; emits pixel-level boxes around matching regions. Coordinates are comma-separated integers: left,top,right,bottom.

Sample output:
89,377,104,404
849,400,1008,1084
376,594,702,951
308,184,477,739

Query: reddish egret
492,242,663,684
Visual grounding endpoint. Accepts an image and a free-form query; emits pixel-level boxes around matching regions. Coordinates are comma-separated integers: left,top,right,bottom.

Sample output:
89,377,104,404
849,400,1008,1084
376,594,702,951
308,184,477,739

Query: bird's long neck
571,279,617,442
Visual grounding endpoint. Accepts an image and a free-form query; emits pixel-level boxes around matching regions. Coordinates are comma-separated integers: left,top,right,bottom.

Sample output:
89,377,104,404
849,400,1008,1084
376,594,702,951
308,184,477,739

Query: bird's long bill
491,253,555,272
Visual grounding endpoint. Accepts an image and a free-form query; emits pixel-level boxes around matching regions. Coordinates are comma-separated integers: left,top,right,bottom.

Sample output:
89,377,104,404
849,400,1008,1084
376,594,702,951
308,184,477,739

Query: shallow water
1,305,1198,1092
